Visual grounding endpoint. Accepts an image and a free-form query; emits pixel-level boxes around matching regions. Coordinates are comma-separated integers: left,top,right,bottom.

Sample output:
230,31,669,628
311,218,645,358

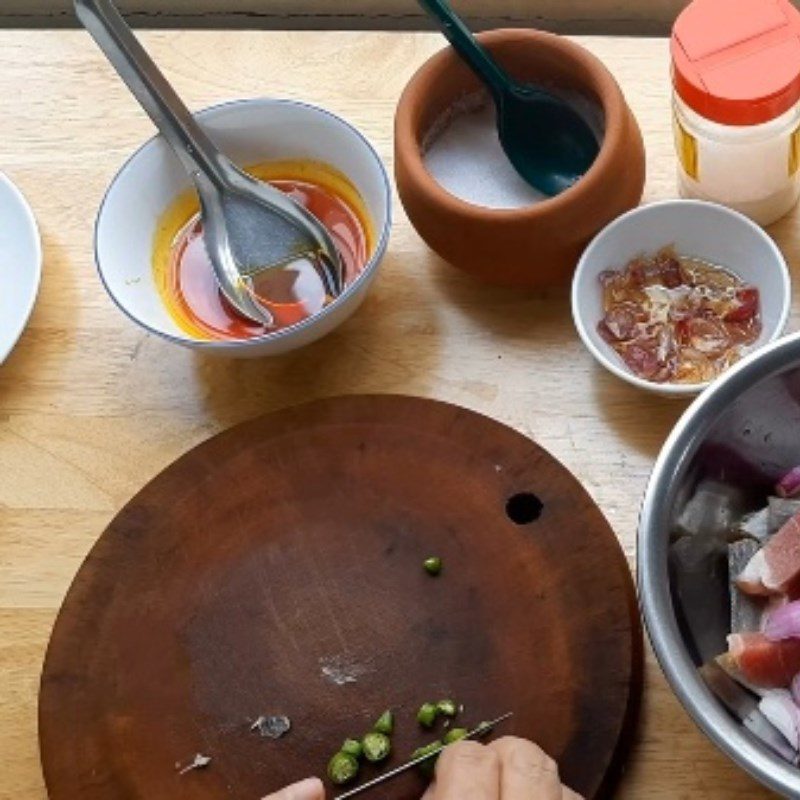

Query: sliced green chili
374,710,394,735
423,557,443,576
412,741,443,778
436,699,457,718
341,738,362,759
443,727,469,745
328,752,359,785
362,731,391,763
417,702,439,728
412,741,444,760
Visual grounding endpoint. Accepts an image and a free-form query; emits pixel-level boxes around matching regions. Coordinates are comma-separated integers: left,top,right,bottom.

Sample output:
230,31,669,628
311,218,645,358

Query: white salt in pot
394,28,646,289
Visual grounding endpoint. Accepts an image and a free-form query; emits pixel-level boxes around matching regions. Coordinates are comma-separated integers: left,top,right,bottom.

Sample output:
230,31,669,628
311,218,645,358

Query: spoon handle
74,0,230,186
417,0,511,99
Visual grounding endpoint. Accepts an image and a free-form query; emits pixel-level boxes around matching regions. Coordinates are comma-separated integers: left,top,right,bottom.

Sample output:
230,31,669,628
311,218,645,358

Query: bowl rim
0,171,42,365
95,96,393,350
570,198,792,397
394,27,628,222
638,330,800,798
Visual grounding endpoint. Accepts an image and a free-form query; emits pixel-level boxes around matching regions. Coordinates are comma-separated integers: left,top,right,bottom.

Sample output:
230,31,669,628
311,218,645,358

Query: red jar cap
672,0,800,125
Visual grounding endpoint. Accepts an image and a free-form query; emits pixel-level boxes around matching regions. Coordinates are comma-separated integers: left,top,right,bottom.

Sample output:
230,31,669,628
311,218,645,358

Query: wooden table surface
0,29,795,800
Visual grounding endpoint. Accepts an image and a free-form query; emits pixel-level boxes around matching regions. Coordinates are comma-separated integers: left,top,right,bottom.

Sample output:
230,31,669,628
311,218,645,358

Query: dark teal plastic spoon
419,0,600,196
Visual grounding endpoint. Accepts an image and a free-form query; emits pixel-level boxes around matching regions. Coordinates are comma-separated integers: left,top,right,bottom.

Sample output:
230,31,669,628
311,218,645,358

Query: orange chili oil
153,161,374,341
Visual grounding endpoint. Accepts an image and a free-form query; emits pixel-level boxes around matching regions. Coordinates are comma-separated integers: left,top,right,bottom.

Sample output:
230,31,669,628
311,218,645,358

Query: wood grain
0,29,793,800
39,396,640,799
0,1,690,35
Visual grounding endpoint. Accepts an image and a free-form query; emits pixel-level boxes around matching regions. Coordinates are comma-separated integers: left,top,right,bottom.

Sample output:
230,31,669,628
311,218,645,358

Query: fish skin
729,539,765,632
769,498,800,535
737,511,800,595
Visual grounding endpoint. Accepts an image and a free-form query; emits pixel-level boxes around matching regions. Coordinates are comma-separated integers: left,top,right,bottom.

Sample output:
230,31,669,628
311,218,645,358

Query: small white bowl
571,199,791,397
96,98,392,357
0,172,41,364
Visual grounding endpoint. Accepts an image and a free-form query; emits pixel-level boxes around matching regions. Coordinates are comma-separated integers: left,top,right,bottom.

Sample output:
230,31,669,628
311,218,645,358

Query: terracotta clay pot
395,29,646,288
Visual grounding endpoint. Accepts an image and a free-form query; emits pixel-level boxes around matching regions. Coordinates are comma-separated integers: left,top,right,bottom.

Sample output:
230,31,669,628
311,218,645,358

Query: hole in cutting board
506,492,543,525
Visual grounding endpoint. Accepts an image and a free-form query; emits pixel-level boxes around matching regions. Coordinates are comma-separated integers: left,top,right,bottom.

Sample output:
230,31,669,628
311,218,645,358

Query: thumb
262,777,325,800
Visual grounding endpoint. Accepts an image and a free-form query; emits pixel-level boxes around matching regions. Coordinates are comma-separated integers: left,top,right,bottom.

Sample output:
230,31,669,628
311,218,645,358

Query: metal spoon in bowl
75,0,344,327
418,0,599,197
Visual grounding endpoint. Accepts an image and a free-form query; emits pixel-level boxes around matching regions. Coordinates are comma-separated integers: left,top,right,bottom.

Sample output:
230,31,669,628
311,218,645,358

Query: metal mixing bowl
639,331,800,798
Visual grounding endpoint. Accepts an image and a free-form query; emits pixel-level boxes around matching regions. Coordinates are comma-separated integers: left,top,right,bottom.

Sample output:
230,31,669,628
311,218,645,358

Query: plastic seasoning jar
671,0,800,226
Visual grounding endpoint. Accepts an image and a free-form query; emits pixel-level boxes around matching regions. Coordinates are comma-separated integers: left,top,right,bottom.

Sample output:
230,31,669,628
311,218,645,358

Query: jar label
790,124,800,176
673,111,699,180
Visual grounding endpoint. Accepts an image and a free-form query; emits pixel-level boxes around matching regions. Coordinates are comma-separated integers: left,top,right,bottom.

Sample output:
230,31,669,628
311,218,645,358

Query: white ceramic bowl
0,172,41,364
571,199,791,397
96,98,392,357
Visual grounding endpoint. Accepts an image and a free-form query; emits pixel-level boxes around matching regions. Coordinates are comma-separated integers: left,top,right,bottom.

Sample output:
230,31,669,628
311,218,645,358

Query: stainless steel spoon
75,0,344,327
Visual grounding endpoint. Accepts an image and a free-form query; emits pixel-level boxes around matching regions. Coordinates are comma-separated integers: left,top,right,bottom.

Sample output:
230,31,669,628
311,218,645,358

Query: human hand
262,777,325,800
261,737,582,800
422,737,583,799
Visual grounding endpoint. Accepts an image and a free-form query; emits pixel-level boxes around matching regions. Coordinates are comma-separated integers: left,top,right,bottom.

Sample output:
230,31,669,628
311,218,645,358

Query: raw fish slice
729,540,765,632
759,690,800,750
736,549,772,596
737,506,770,542
737,511,800,595
715,653,767,697
728,632,800,688
701,661,797,761
745,711,800,764
670,535,729,660
769,498,800,536
729,538,761,572
676,480,747,540
703,658,763,704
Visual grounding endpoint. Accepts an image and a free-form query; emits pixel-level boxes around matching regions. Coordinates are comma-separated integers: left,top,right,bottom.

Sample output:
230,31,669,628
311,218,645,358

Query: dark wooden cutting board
39,395,641,800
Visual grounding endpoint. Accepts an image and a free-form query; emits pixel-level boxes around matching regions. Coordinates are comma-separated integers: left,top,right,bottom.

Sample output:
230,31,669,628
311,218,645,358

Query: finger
421,783,437,800
489,737,562,799
261,777,325,800
562,788,584,800
434,740,500,800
